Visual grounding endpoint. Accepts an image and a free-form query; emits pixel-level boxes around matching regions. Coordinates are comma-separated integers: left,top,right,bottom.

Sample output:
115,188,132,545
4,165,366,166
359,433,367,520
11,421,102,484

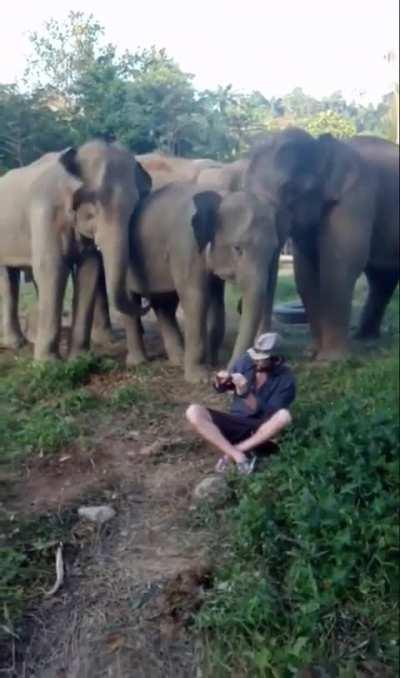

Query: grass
0,353,108,466
0,269,398,674
0,512,76,647
197,292,399,676
0,351,156,652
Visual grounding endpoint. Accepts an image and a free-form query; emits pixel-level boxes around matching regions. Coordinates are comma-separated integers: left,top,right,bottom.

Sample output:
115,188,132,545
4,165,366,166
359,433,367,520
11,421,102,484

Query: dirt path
20,451,214,677
3,316,231,677
1,289,306,677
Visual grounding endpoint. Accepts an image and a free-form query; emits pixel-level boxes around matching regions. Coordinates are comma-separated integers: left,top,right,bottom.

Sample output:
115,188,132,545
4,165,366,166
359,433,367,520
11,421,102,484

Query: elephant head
60,140,152,315
245,127,358,248
196,158,249,192
192,190,279,364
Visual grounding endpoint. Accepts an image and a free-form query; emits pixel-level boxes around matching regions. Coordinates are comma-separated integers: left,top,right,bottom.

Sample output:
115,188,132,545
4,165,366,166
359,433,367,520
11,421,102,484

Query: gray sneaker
236,455,257,475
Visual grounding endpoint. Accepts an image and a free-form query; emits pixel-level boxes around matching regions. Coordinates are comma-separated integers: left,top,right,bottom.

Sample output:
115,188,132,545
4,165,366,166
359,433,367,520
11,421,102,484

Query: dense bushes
199,353,399,675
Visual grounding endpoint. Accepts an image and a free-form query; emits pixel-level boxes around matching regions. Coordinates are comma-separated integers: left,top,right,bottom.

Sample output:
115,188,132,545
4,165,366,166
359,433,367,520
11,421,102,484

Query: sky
0,0,398,104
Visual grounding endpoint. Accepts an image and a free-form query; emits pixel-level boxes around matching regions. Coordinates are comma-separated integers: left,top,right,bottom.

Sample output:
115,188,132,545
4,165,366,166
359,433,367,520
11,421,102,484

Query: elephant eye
233,244,243,256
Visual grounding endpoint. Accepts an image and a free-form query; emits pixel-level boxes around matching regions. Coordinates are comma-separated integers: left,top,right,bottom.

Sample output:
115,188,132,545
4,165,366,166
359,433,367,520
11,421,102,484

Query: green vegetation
0,279,398,673
0,354,106,465
0,513,75,645
0,12,397,172
198,300,399,675
0,351,157,648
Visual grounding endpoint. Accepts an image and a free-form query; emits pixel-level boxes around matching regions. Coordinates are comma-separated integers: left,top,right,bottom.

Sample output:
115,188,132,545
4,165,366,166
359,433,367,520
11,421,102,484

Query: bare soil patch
1,316,227,677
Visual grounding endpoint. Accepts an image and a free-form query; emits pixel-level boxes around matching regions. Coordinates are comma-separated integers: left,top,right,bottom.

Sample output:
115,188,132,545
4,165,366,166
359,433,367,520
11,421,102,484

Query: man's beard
255,362,270,373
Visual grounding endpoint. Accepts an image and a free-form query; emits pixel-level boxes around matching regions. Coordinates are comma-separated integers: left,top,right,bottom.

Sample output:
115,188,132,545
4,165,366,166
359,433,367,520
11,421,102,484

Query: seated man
186,333,295,474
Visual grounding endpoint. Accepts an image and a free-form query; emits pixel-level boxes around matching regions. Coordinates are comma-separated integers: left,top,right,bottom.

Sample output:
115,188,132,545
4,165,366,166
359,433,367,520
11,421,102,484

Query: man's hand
214,370,233,388
231,373,248,396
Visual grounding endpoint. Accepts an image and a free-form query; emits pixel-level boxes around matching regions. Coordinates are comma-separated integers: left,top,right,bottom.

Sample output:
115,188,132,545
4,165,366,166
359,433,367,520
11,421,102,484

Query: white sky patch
0,0,398,104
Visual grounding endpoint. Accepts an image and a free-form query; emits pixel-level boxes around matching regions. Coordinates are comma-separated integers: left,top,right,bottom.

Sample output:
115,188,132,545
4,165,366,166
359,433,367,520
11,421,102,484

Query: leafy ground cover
198,295,399,676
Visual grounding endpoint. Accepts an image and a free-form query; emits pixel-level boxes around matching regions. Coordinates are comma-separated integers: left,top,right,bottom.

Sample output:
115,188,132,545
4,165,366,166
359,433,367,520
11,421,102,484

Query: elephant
0,140,151,360
244,128,399,360
196,158,249,192
135,152,222,190
90,156,251,338
106,182,279,382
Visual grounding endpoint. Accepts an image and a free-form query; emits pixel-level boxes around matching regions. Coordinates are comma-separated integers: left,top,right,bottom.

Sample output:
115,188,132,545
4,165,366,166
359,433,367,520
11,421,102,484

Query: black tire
273,301,308,324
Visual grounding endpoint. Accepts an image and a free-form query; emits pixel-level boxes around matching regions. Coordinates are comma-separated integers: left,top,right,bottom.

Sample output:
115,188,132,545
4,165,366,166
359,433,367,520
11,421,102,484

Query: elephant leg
33,259,69,361
125,293,147,367
314,207,372,361
292,243,321,355
356,267,399,339
152,293,184,365
259,248,280,333
1,267,27,348
180,284,209,383
207,276,225,365
92,265,114,344
69,254,101,357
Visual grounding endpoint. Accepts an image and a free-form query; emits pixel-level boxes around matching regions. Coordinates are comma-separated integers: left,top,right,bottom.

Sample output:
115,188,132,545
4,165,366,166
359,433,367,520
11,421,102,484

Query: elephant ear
192,191,222,252
134,161,152,199
59,147,81,178
316,133,359,201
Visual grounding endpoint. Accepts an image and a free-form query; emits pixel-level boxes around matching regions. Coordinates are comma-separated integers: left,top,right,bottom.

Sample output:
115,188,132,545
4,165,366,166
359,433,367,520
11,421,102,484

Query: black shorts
207,408,277,454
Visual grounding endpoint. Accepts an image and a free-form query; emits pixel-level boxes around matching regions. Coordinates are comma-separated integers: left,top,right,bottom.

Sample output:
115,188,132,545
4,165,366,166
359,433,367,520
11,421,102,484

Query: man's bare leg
186,404,247,465
235,409,292,454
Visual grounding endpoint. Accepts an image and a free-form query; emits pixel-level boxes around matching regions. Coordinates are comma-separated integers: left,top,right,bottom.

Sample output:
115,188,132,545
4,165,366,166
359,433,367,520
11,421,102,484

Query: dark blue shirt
216,353,296,420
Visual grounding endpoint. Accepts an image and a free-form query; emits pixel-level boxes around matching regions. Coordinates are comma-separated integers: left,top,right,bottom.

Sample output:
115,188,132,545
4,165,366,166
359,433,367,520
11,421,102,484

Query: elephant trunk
227,278,266,369
100,231,142,317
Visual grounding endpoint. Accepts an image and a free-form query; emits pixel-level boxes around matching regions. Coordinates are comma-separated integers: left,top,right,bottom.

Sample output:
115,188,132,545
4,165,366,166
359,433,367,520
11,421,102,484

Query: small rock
125,430,140,440
192,475,230,506
78,505,116,525
139,441,163,456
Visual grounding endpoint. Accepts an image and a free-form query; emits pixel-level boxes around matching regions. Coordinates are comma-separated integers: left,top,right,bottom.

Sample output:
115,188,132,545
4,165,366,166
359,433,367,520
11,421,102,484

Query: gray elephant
112,183,278,382
89,154,250,339
135,152,222,190
196,158,249,191
245,129,399,360
0,140,151,360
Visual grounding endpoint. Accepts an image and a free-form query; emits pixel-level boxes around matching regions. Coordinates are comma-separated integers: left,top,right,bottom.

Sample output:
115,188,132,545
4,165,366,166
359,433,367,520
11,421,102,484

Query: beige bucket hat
247,332,281,360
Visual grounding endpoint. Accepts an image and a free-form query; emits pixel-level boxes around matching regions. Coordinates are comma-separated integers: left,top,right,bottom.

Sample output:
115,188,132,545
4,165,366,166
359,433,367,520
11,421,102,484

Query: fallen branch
44,542,64,597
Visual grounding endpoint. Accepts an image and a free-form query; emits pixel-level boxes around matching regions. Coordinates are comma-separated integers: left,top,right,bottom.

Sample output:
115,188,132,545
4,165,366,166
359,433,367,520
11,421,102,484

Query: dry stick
45,542,64,597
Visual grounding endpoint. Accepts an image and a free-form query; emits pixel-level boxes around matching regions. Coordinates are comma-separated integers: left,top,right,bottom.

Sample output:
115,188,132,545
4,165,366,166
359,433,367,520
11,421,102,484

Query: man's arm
212,356,248,394
236,408,292,454
260,370,296,419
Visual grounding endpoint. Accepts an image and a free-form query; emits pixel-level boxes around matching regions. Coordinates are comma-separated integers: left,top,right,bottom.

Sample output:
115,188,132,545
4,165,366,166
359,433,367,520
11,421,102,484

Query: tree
0,85,74,171
302,110,357,138
25,11,106,109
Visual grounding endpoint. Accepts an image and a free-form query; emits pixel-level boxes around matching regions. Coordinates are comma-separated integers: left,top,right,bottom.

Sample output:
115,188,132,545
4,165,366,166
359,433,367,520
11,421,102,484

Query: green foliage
198,352,399,675
110,382,149,409
302,110,357,138
0,85,75,170
0,513,75,643
0,13,395,171
0,354,106,463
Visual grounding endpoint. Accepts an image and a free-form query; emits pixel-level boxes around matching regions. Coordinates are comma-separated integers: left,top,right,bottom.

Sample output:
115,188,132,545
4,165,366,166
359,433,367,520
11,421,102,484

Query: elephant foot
92,327,123,345
184,365,209,384
314,348,348,363
168,354,184,367
68,346,90,360
34,350,61,362
126,351,147,368
2,333,28,350
303,344,318,359
165,346,184,366
354,329,380,341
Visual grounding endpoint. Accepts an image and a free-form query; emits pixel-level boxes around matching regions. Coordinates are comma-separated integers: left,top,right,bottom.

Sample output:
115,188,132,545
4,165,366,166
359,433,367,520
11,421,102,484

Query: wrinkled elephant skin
245,129,399,360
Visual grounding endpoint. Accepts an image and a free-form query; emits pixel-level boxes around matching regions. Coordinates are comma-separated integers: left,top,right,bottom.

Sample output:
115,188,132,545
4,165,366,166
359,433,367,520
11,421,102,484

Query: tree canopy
0,12,396,171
